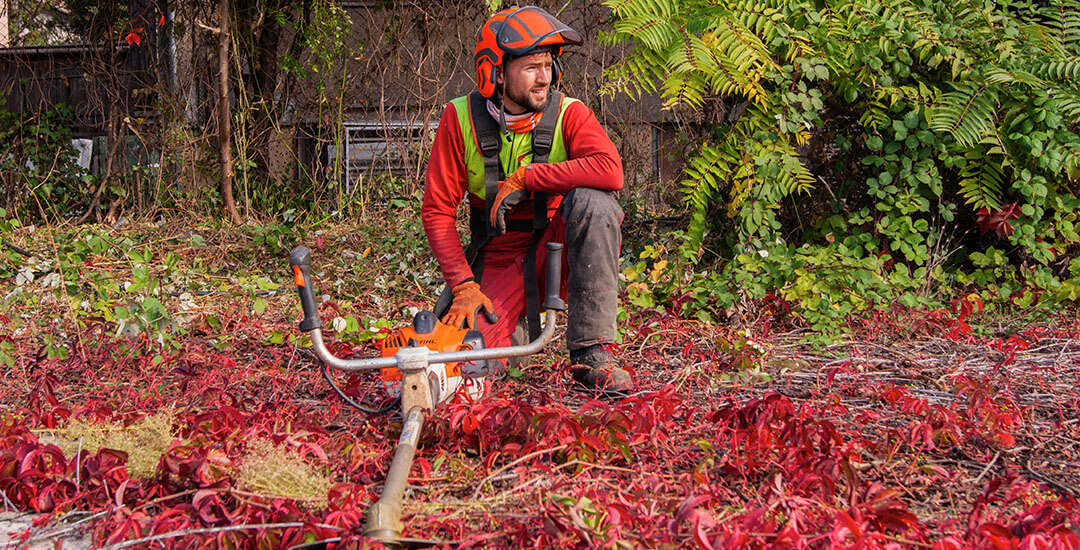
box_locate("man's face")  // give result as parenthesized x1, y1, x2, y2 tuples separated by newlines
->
(498, 51, 553, 114)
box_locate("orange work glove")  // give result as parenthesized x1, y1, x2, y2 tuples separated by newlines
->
(441, 281, 498, 329)
(489, 166, 529, 235)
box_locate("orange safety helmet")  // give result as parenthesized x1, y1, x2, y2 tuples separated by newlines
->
(474, 6, 583, 100)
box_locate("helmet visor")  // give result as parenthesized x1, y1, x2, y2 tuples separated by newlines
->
(495, 6, 582, 57)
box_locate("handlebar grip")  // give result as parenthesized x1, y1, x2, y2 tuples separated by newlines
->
(289, 246, 324, 331)
(543, 242, 566, 311)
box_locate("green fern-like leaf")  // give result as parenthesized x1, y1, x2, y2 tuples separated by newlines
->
(598, 48, 666, 98)
(604, 0, 778, 109)
(984, 68, 1044, 87)
(1048, 88, 1080, 123)
(606, 0, 675, 19)
(661, 73, 708, 109)
(958, 149, 1006, 210)
(1064, 144, 1080, 180)
(681, 141, 737, 253)
(1031, 60, 1080, 81)
(1020, 23, 1068, 58)
(727, 0, 780, 40)
(666, 32, 711, 74)
(929, 83, 999, 147)
(860, 108, 889, 130)
(613, 15, 680, 51)
(749, 142, 815, 202)
(1036, 0, 1080, 52)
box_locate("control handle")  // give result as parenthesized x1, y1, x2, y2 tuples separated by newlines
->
(289, 246, 324, 331)
(543, 242, 565, 311)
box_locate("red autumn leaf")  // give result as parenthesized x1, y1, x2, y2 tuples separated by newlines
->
(605, 503, 630, 526)
(462, 413, 478, 435)
(678, 494, 712, 521)
(192, 489, 232, 524)
(414, 456, 431, 478)
(976, 203, 1019, 239)
(693, 518, 715, 550)
(860, 482, 898, 507)
(932, 536, 969, 550)
(977, 523, 1019, 550)
(835, 510, 863, 541)
(30, 489, 54, 512)
(114, 478, 130, 507)
(994, 431, 1016, 448)
(304, 441, 328, 462)
(124, 27, 144, 46)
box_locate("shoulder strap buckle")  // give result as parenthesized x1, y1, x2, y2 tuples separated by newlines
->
(469, 91, 501, 157)
(530, 90, 562, 160)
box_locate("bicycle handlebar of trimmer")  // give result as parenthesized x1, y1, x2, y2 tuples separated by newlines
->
(289, 242, 565, 372)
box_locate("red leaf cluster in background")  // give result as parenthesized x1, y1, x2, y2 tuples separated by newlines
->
(123, 27, 144, 47)
(976, 203, 1020, 239)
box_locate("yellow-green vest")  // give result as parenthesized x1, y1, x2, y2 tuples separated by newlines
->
(450, 94, 578, 199)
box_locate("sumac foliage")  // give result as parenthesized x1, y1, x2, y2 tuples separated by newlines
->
(604, 0, 1080, 330)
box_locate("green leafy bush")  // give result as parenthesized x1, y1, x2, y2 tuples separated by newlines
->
(0, 104, 96, 219)
(604, 0, 1080, 329)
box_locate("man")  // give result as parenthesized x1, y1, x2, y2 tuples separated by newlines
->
(422, 6, 630, 395)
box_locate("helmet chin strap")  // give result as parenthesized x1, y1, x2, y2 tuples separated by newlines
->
(499, 88, 509, 134)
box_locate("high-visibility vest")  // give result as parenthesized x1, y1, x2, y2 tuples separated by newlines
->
(450, 91, 577, 202)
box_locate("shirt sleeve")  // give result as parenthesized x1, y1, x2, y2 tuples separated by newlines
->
(523, 100, 624, 195)
(421, 103, 474, 289)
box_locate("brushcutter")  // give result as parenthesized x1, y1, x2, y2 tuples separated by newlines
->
(287, 243, 565, 548)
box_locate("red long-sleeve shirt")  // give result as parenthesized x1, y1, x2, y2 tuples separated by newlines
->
(422, 99, 623, 288)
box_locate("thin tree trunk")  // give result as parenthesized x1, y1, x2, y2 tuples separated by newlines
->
(219, 0, 242, 225)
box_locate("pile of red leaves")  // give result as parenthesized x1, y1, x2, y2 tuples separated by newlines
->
(2, 298, 1080, 548)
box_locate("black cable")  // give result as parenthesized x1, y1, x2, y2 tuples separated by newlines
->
(320, 361, 399, 415)
(2, 238, 38, 259)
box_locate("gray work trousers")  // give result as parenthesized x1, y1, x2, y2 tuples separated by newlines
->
(559, 187, 623, 350)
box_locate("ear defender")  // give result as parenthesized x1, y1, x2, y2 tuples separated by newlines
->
(475, 56, 498, 99)
(552, 56, 563, 87)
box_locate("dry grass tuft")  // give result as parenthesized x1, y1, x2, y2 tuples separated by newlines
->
(237, 438, 332, 506)
(48, 410, 177, 479)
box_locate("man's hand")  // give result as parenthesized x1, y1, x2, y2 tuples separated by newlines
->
(442, 281, 498, 329)
(489, 166, 528, 235)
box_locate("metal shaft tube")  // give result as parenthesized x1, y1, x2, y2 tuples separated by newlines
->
(307, 310, 558, 373)
(364, 406, 425, 542)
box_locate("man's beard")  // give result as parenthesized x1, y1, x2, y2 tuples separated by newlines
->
(505, 85, 549, 113)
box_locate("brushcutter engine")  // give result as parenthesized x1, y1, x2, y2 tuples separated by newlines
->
(377, 311, 491, 405)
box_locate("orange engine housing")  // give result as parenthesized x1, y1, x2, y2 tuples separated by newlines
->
(376, 311, 488, 403)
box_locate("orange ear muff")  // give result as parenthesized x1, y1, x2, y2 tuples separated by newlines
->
(476, 58, 497, 99)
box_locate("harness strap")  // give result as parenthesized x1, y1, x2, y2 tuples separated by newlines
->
(469, 92, 504, 236)
(529, 90, 562, 236)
